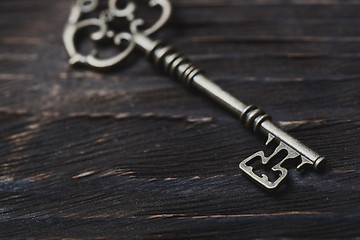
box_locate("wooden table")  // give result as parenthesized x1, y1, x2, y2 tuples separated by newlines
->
(1, 0, 359, 238)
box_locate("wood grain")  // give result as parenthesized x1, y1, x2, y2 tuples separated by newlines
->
(0, 0, 360, 238)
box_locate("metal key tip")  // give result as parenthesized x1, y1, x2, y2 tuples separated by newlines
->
(314, 156, 326, 170)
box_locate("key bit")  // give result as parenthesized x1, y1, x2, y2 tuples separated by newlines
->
(63, 0, 326, 190)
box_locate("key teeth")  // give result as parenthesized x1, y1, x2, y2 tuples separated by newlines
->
(261, 174, 269, 182)
(239, 149, 288, 190)
(266, 134, 275, 146)
(239, 139, 314, 190)
(296, 156, 313, 170)
(240, 135, 325, 190)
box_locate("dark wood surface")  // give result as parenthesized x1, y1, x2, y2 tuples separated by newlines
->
(1, 0, 360, 239)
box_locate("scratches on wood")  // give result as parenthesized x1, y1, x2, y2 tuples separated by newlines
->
(72, 171, 96, 179)
(67, 111, 213, 123)
(147, 211, 331, 219)
(0, 54, 38, 61)
(278, 120, 325, 128)
(190, 36, 360, 44)
(0, 74, 33, 81)
(0, 37, 43, 45)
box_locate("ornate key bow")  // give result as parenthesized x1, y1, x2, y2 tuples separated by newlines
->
(63, 0, 171, 68)
(63, 0, 326, 190)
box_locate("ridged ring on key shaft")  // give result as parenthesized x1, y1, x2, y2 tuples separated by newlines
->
(147, 42, 202, 86)
(240, 105, 271, 132)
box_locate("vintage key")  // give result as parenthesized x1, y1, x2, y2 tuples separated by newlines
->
(63, 0, 326, 190)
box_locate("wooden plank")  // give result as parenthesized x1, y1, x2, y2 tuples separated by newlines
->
(0, 0, 359, 238)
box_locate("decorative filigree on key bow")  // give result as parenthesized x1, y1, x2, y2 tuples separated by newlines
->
(63, 0, 172, 68)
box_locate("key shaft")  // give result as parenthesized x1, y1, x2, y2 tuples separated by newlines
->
(133, 33, 325, 189)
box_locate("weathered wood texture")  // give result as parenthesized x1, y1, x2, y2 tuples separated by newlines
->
(1, 0, 360, 239)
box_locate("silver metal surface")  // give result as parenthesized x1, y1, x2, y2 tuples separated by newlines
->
(63, 0, 172, 68)
(63, 0, 326, 190)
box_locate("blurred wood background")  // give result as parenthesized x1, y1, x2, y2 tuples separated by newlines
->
(0, 0, 360, 238)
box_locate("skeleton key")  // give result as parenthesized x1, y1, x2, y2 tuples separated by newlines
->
(63, 0, 326, 190)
